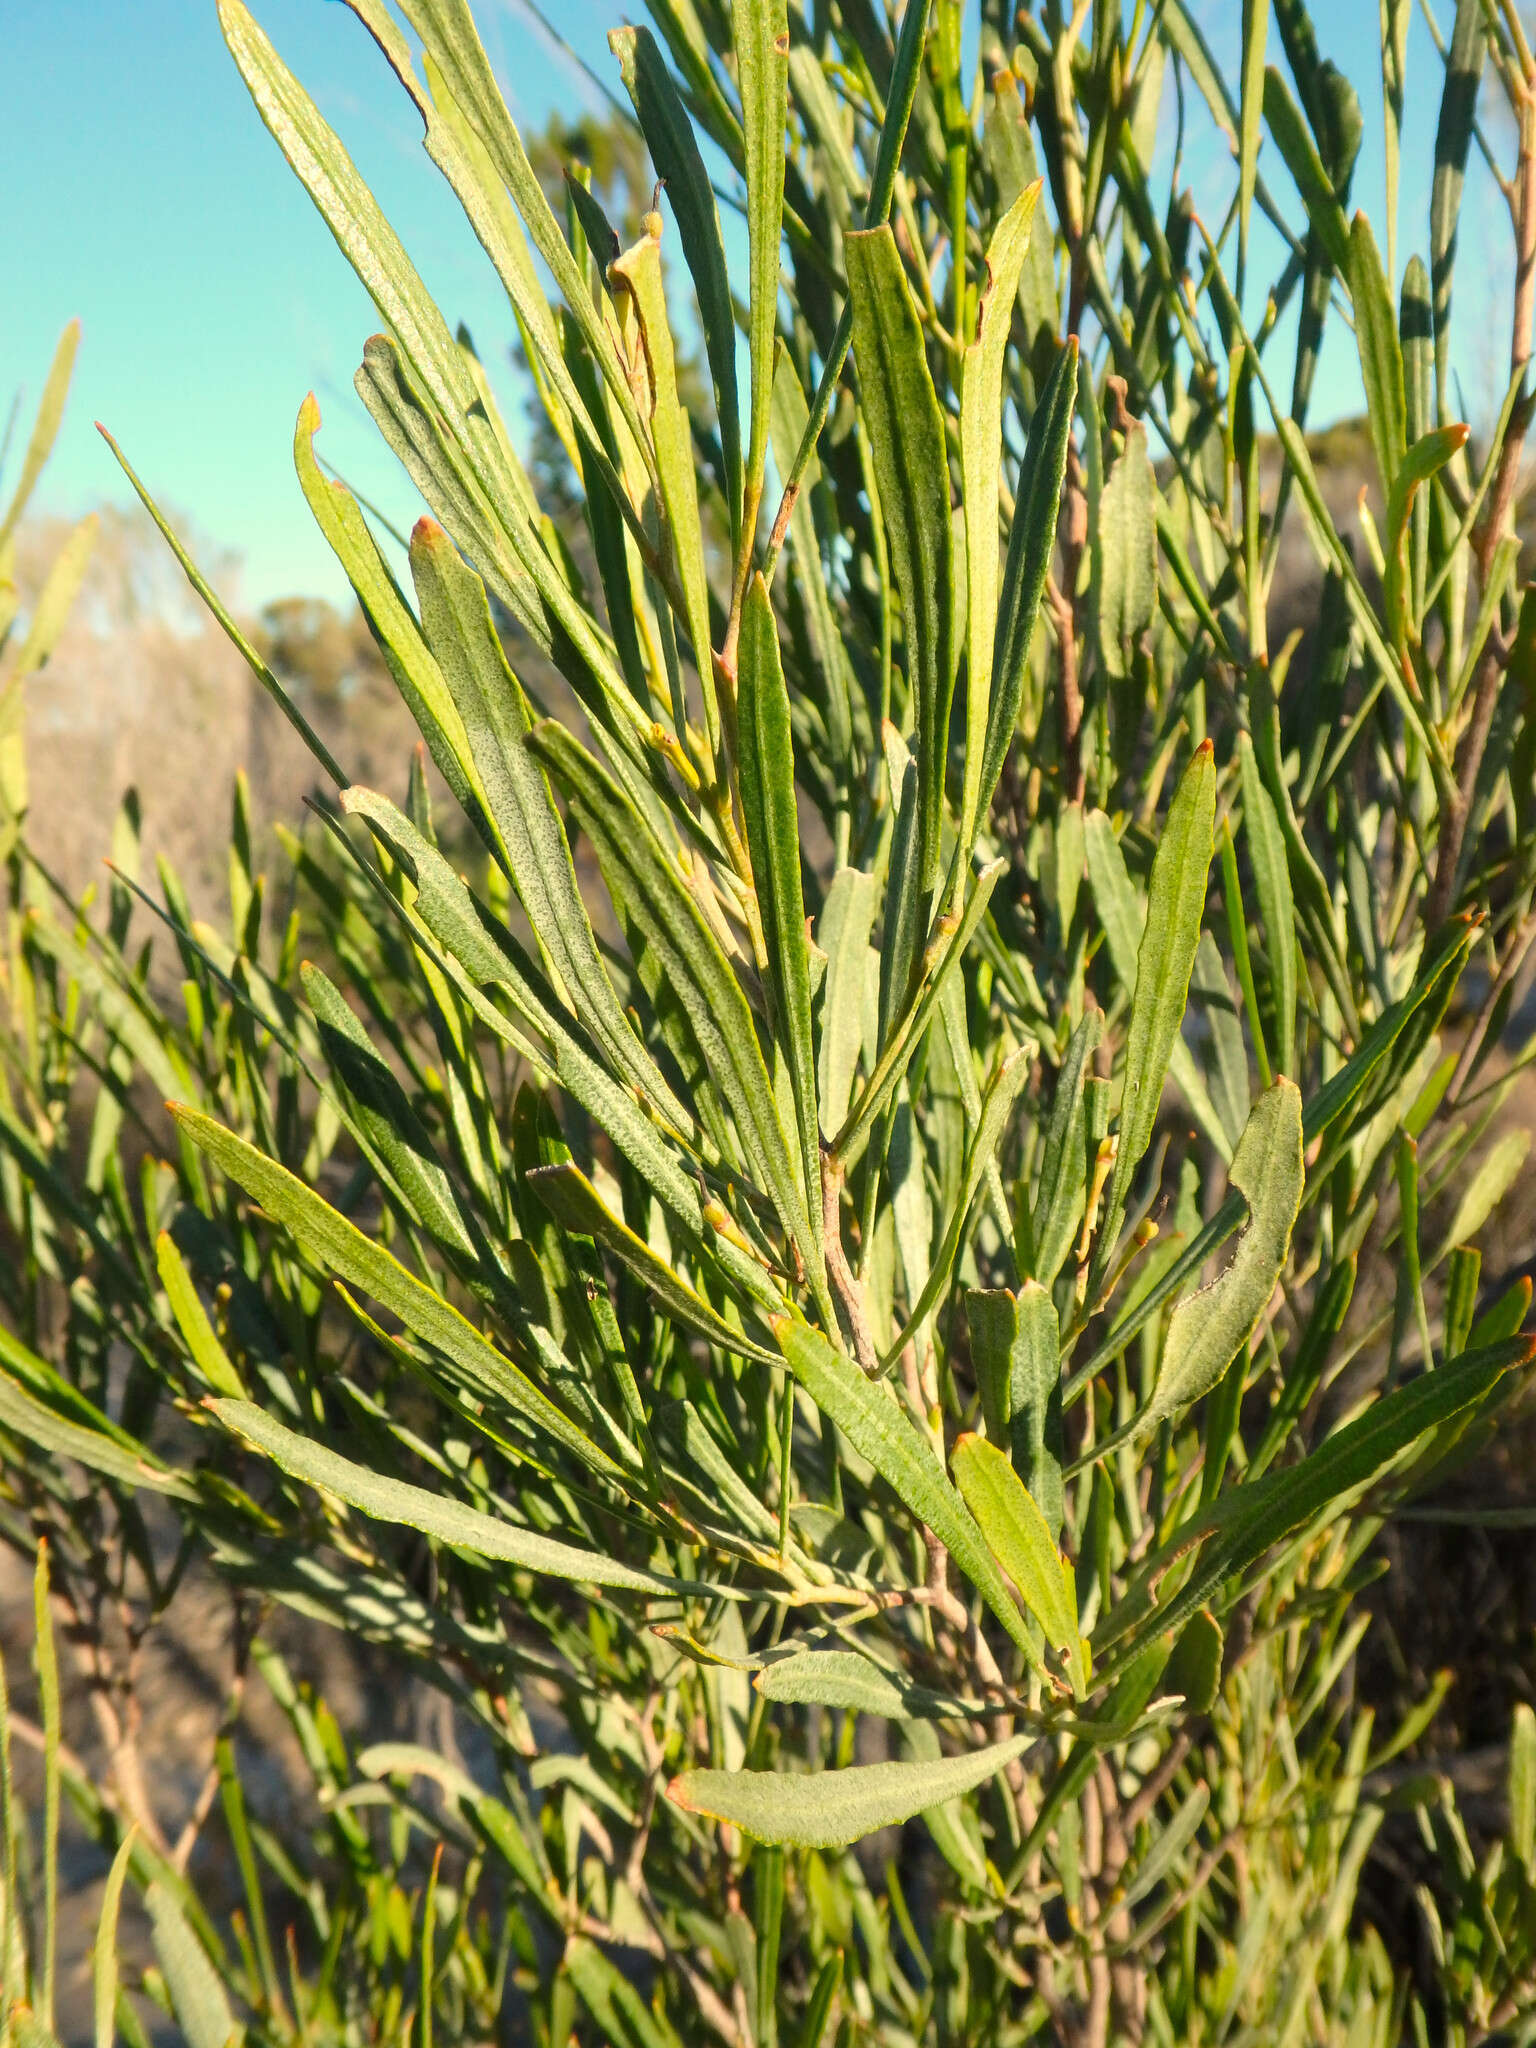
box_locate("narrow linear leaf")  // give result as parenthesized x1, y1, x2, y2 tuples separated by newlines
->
(968, 1281, 1063, 1539)
(959, 181, 1042, 851)
(212, 1399, 684, 1593)
(1144, 1078, 1303, 1432)
(846, 226, 955, 892)
(952, 1434, 1088, 1697)
(92, 1830, 136, 2048)
(773, 1313, 1041, 1671)
(173, 1104, 621, 1477)
(529, 723, 816, 1279)
(612, 25, 741, 537)
(739, 574, 819, 1248)
(527, 1161, 779, 1366)
(1098, 743, 1217, 1275)
(157, 1234, 246, 1399)
(733, 0, 789, 540)
(1100, 1336, 1535, 1665)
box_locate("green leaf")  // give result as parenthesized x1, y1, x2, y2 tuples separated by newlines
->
(835, 859, 1006, 1167)
(773, 1313, 1041, 1670)
(611, 24, 741, 541)
(526, 1161, 779, 1365)
(959, 181, 1042, 853)
(157, 1234, 246, 1399)
(173, 1104, 622, 1478)
(739, 575, 819, 1249)
(1095, 421, 1157, 681)
(817, 867, 878, 1141)
(754, 1651, 979, 1721)
(1096, 742, 1217, 1281)
(610, 221, 718, 748)
(1099, 1336, 1535, 1667)
(292, 395, 482, 827)
(1120, 1782, 1210, 1913)
(1164, 1609, 1223, 1714)
(0, 321, 79, 546)
(0, 1346, 198, 1505)
(1237, 734, 1297, 1079)
(1383, 423, 1467, 649)
(302, 960, 479, 1260)
(1084, 805, 1231, 1164)
(1511, 1701, 1536, 1877)
(1029, 1011, 1101, 1289)
(952, 1434, 1088, 1698)
(668, 1733, 1029, 1849)
(1347, 210, 1406, 496)
(733, 0, 788, 543)
(1429, 0, 1488, 401)
(387, 0, 652, 458)
(967, 1281, 1064, 1539)
(1144, 1079, 1303, 1432)
(882, 1045, 1030, 1369)
(1238, 0, 1270, 284)
(408, 517, 688, 1135)
(1262, 65, 1349, 270)
(212, 1399, 684, 1594)
(846, 225, 956, 893)
(1434, 1129, 1531, 1268)
(338, 786, 711, 1247)
(529, 723, 818, 1282)
(145, 1884, 236, 2048)
(979, 338, 1079, 827)
(93, 1831, 136, 2048)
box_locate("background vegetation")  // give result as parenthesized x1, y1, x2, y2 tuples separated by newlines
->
(3, 0, 1536, 2043)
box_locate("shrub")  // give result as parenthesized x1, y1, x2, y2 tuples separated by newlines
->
(5, 1, 1536, 2042)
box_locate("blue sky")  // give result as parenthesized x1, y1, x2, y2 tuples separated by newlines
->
(4, 1, 1512, 613)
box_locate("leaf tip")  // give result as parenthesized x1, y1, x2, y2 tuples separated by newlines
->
(664, 1772, 698, 1814)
